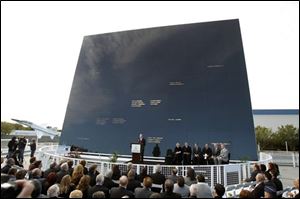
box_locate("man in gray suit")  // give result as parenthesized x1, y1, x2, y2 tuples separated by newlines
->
(215, 144, 229, 164)
(134, 176, 153, 198)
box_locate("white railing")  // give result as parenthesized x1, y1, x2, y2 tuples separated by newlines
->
(37, 145, 273, 188)
(262, 150, 299, 167)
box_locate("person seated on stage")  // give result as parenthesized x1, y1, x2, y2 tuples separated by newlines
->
(192, 143, 204, 165)
(202, 144, 213, 165)
(173, 143, 182, 165)
(182, 142, 192, 165)
(212, 143, 221, 164)
(214, 144, 229, 165)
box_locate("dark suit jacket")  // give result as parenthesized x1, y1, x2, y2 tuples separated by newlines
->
(134, 187, 153, 198)
(150, 172, 166, 192)
(160, 192, 182, 198)
(110, 186, 134, 198)
(138, 138, 146, 151)
(88, 184, 109, 198)
(103, 177, 119, 189)
(56, 170, 69, 183)
(202, 147, 212, 158)
(127, 179, 142, 192)
(251, 182, 265, 198)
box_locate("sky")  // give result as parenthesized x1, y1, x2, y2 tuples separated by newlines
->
(1, 1, 299, 129)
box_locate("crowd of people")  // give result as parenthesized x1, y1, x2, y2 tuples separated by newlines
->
(1, 137, 298, 198)
(2, 151, 299, 198)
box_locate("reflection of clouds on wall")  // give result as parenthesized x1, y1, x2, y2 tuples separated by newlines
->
(65, 21, 245, 127)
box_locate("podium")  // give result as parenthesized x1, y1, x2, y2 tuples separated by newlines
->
(131, 143, 141, 164)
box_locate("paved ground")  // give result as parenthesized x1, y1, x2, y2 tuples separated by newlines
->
(279, 165, 299, 188)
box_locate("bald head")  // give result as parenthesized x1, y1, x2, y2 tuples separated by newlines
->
(256, 173, 265, 183)
(119, 176, 128, 187)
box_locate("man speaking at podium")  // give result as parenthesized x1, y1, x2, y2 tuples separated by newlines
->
(138, 133, 146, 162)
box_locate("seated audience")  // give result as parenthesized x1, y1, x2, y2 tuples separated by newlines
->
(43, 162, 57, 179)
(127, 169, 142, 192)
(214, 183, 225, 198)
(76, 175, 91, 198)
(47, 184, 60, 198)
(138, 166, 150, 182)
(42, 172, 58, 195)
(150, 165, 166, 193)
(110, 175, 134, 198)
(251, 173, 265, 198)
(150, 192, 163, 198)
(174, 176, 190, 198)
(189, 184, 198, 198)
(239, 189, 252, 198)
(184, 167, 197, 186)
(167, 168, 178, 183)
(160, 179, 181, 198)
(79, 160, 88, 175)
(88, 174, 109, 198)
(59, 175, 75, 198)
(1, 158, 15, 174)
(270, 169, 283, 191)
(287, 178, 299, 198)
(245, 163, 260, 182)
(195, 174, 213, 198)
(112, 165, 121, 181)
(103, 170, 119, 189)
(88, 164, 99, 186)
(135, 176, 154, 198)
(69, 190, 83, 198)
(57, 162, 69, 183)
(71, 164, 84, 186)
(260, 164, 267, 173)
(264, 185, 277, 198)
(92, 191, 106, 198)
(15, 169, 27, 180)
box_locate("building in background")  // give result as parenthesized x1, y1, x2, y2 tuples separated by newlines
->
(253, 109, 299, 130)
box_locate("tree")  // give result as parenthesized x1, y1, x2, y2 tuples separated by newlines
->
(255, 125, 299, 151)
(1, 121, 33, 135)
(255, 125, 273, 150)
(273, 125, 299, 151)
(1, 122, 15, 135)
